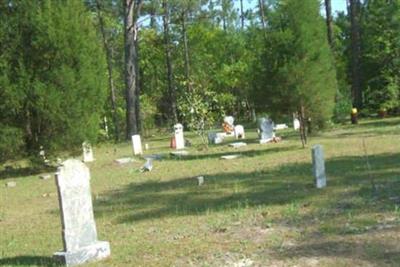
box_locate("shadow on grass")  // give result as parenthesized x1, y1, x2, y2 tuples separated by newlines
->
(95, 152, 400, 225)
(357, 117, 400, 129)
(276, 239, 400, 266)
(0, 165, 55, 180)
(0, 256, 59, 266)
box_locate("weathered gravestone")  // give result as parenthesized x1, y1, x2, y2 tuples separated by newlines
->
(82, 142, 94, 163)
(53, 159, 110, 266)
(208, 132, 224, 144)
(174, 123, 185, 150)
(258, 118, 275, 144)
(131, 134, 143, 155)
(311, 145, 327, 188)
(234, 125, 245, 139)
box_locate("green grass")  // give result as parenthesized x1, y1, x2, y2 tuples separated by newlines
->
(1, 118, 400, 266)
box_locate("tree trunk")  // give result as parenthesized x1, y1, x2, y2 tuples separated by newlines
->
(240, 0, 244, 29)
(124, 0, 142, 139)
(324, 0, 334, 49)
(182, 10, 191, 91)
(349, 0, 362, 109)
(258, 0, 266, 30)
(95, 0, 119, 141)
(163, 0, 178, 123)
(298, 105, 307, 148)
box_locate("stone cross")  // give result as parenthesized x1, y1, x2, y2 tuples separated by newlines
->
(311, 145, 327, 188)
(234, 125, 245, 139)
(258, 118, 275, 144)
(131, 134, 143, 155)
(53, 159, 110, 266)
(174, 123, 185, 150)
(82, 142, 94, 163)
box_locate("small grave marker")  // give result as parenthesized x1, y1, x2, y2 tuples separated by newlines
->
(312, 145, 327, 188)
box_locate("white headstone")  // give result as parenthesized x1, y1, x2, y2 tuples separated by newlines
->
(131, 135, 143, 155)
(174, 123, 185, 150)
(274, 124, 288, 130)
(258, 118, 275, 143)
(234, 125, 245, 139)
(293, 118, 300, 131)
(223, 116, 235, 127)
(53, 159, 110, 266)
(82, 142, 94, 163)
(312, 145, 327, 188)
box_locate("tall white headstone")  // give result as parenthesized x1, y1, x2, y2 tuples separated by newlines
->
(293, 118, 300, 131)
(53, 159, 110, 266)
(312, 145, 327, 188)
(174, 123, 185, 150)
(82, 142, 94, 163)
(131, 135, 143, 155)
(234, 125, 245, 139)
(258, 118, 275, 144)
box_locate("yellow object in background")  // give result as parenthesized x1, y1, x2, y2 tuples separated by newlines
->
(351, 108, 358, 114)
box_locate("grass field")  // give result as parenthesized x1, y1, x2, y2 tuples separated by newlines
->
(1, 118, 400, 267)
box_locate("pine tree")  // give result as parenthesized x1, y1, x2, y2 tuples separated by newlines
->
(0, 0, 107, 159)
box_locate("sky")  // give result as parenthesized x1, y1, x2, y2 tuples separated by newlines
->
(237, 0, 348, 15)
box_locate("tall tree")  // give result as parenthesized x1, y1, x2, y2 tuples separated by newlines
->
(95, 0, 119, 141)
(324, 0, 334, 49)
(162, 0, 178, 123)
(349, 0, 362, 108)
(124, 0, 143, 138)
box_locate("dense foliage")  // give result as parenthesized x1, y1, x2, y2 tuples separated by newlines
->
(0, 0, 106, 160)
(0, 0, 399, 160)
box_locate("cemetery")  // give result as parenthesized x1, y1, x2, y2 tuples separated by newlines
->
(1, 117, 400, 266)
(1, 0, 400, 266)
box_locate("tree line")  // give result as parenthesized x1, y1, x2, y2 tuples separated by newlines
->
(0, 0, 399, 161)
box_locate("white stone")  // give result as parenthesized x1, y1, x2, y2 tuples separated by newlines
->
(114, 157, 134, 164)
(82, 142, 94, 163)
(174, 123, 185, 150)
(229, 142, 247, 148)
(144, 143, 149, 150)
(170, 151, 189, 157)
(274, 123, 288, 130)
(5, 181, 16, 187)
(40, 174, 51, 180)
(293, 118, 300, 130)
(197, 176, 204, 186)
(234, 125, 245, 139)
(312, 145, 327, 188)
(221, 154, 241, 160)
(131, 135, 143, 155)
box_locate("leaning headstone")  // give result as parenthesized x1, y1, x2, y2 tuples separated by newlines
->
(53, 159, 110, 266)
(131, 135, 143, 155)
(82, 142, 94, 163)
(258, 118, 275, 144)
(174, 123, 185, 150)
(208, 132, 224, 144)
(312, 145, 327, 188)
(234, 125, 245, 139)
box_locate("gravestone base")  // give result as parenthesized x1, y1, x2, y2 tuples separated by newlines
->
(54, 241, 110, 267)
(316, 177, 326, 189)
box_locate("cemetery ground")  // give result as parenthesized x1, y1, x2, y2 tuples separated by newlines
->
(1, 118, 400, 267)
